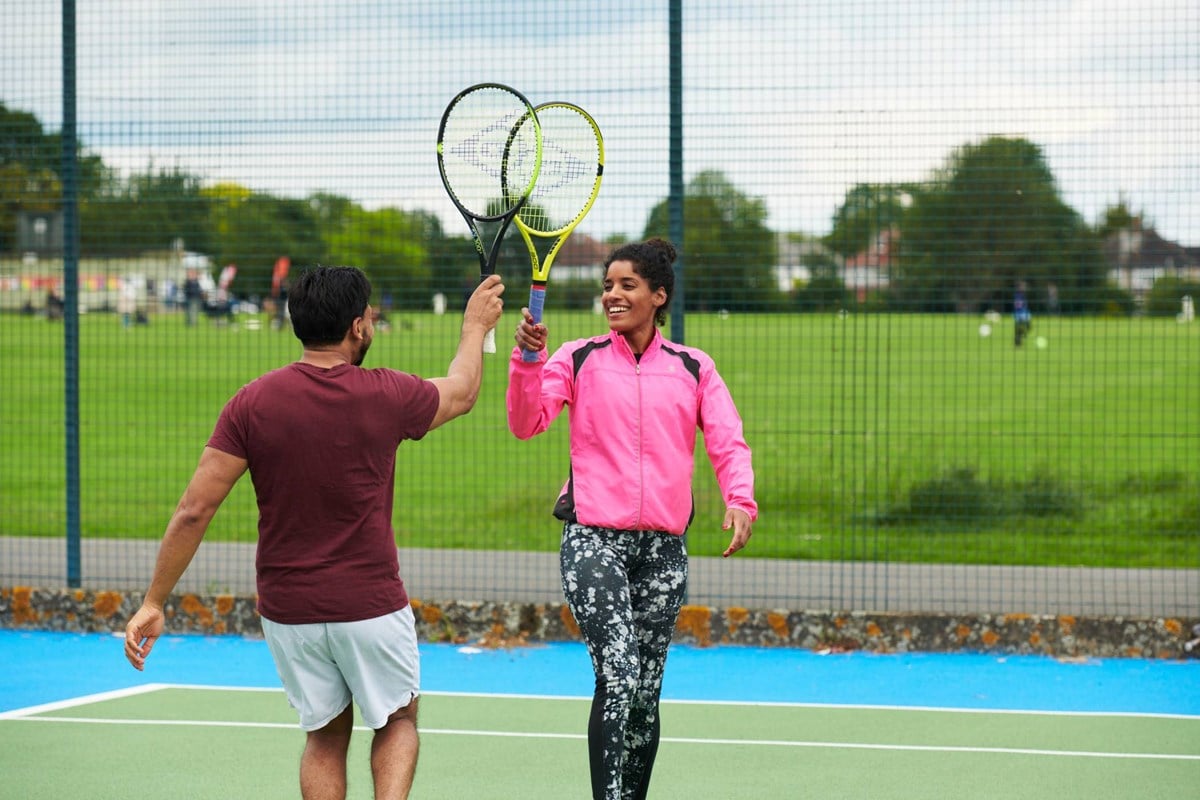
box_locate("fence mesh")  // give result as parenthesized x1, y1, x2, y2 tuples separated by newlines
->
(1, 1, 1197, 616)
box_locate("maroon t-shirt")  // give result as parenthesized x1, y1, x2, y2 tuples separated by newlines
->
(207, 362, 440, 624)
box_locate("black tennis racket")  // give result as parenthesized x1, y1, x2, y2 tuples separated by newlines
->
(437, 83, 542, 352)
(505, 102, 604, 362)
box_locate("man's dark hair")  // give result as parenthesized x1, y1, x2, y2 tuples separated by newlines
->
(288, 266, 372, 346)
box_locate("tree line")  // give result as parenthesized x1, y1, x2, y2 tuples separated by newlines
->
(1, 101, 1175, 315)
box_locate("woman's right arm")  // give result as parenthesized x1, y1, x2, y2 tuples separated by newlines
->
(506, 316, 572, 439)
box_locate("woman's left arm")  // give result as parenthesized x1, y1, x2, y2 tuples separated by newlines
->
(697, 363, 758, 553)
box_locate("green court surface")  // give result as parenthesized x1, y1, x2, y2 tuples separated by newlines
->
(4, 684, 1198, 799)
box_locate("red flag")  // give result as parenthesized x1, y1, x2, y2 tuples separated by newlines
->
(272, 256, 291, 296)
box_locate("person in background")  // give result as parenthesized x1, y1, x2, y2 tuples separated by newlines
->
(124, 266, 506, 800)
(45, 287, 64, 320)
(117, 278, 137, 330)
(506, 238, 757, 800)
(274, 280, 290, 330)
(183, 270, 204, 327)
(1014, 280, 1032, 347)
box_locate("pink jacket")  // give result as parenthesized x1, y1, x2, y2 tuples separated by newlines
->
(507, 329, 757, 535)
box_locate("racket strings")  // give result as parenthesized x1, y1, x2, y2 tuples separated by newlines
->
(441, 96, 539, 218)
(520, 119, 601, 234)
(446, 121, 517, 174)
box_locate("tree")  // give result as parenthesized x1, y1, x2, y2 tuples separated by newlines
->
(425, 197, 543, 311)
(1, 105, 62, 251)
(895, 136, 1106, 314)
(325, 205, 431, 309)
(208, 192, 324, 297)
(1, 103, 108, 252)
(642, 170, 776, 312)
(416, 211, 478, 308)
(0, 103, 60, 173)
(1145, 275, 1200, 318)
(0, 162, 61, 249)
(792, 247, 848, 312)
(825, 183, 916, 258)
(1094, 199, 1140, 240)
(80, 166, 214, 256)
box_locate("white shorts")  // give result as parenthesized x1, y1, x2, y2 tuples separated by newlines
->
(261, 605, 420, 731)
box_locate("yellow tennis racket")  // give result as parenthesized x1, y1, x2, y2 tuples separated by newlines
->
(505, 102, 604, 362)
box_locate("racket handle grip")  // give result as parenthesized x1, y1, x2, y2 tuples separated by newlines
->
(478, 272, 498, 354)
(521, 285, 546, 363)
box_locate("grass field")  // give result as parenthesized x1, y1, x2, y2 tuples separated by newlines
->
(1, 308, 1197, 568)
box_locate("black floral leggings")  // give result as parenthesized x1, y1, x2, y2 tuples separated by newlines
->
(560, 522, 689, 800)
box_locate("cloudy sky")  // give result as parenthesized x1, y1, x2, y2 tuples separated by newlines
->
(4, 0, 1197, 245)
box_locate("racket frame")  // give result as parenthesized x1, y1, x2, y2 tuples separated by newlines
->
(507, 101, 604, 362)
(436, 83, 543, 352)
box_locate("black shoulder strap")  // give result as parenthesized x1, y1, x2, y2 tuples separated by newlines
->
(571, 338, 611, 378)
(659, 343, 702, 383)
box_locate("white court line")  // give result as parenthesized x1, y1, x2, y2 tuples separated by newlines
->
(0, 683, 283, 720)
(0, 683, 168, 719)
(165, 689, 1200, 722)
(424, 690, 1200, 721)
(6, 715, 1200, 761)
(659, 697, 1200, 721)
(6, 684, 1199, 721)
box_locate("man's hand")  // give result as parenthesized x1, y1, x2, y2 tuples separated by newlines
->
(463, 274, 505, 337)
(124, 603, 165, 671)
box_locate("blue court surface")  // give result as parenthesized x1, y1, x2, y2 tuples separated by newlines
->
(3, 629, 1198, 717)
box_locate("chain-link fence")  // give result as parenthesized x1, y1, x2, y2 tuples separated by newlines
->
(1, 1, 1197, 616)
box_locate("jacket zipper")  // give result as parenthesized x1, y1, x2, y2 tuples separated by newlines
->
(634, 360, 643, 528)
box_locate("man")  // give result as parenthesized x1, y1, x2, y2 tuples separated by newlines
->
(124, 266, 505, 800)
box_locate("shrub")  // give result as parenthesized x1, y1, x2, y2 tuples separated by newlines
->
(1145, 276, 1200, 318)
(1015, 474, 1082, 518)
(902, 468, 1005, 526)
(881, 469, 1084, 526)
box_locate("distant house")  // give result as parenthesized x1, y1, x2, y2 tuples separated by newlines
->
(546, 232, 608, 282)
(773, 233, 828, 292)
(15, 211, 64, 255)
(1103, 222, 1200, 298)
(842, 227, 896, 302)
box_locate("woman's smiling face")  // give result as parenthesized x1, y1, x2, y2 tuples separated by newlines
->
(602, 259, 666, 346)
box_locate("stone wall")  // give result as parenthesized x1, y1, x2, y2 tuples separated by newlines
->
(2, 586, 1197, 659)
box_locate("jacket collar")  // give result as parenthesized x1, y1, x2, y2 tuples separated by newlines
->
(609, 327, 663, 363)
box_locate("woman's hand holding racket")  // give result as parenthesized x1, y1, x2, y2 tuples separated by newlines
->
(513, 306, 548, 356)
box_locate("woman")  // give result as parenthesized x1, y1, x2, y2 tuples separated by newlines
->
(507, 238, 757, 800)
